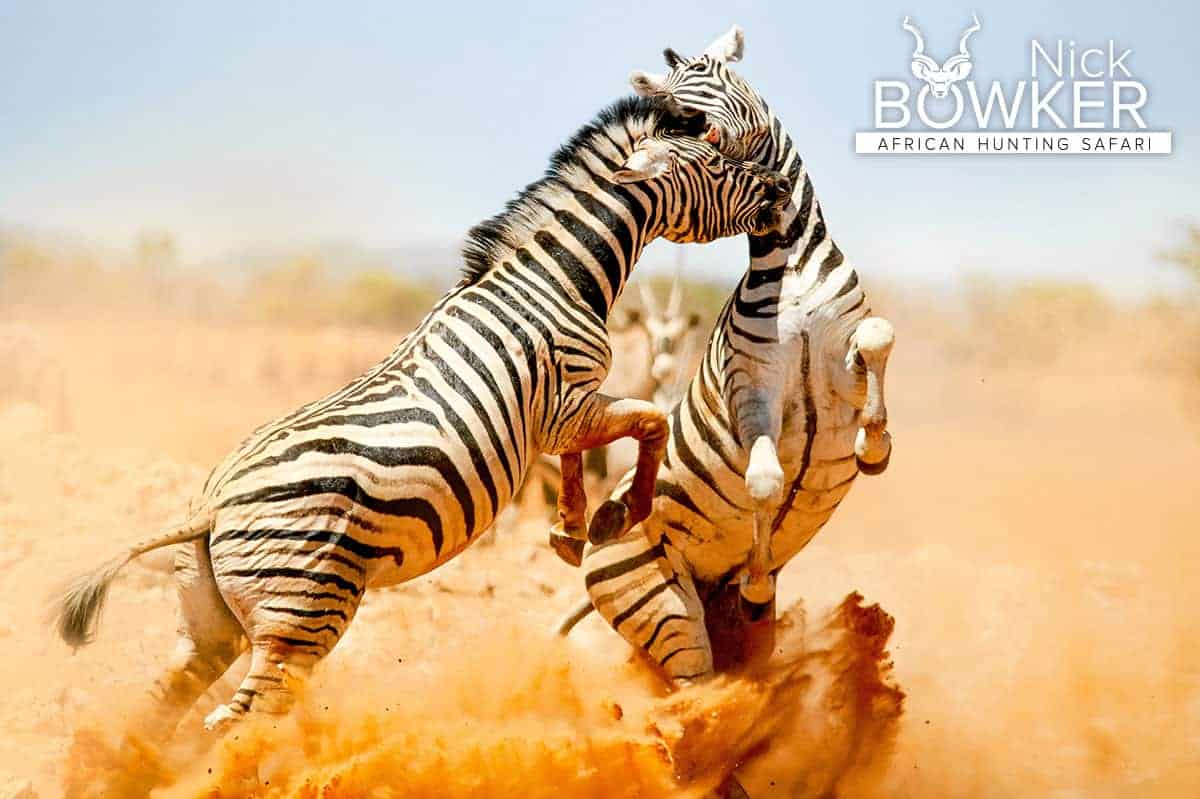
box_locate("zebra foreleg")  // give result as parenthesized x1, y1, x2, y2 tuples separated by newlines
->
(554, 393, 668, 545)
(843, 317, 894, 475)
(737, 393, 785, 607)
(548, 451, 587, 566)
(738, 504, 777, 608)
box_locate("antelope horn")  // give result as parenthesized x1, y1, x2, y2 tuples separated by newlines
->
(958, 14, 981, 57)
(666, 272, 682, 318)
(639, 281, 660, 318)
(901, 16, 926, 58)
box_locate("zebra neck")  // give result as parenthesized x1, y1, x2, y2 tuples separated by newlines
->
(752, 111, 804, 185)
(739, 123, 860, 316)
(744, 114, 833, 274)
(489, 186, 656, 321)
(747, 167, 837, 273)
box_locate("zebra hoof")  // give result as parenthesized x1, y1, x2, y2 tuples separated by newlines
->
(739, 593, 773, 623)
(588, 500, 629, 545)
(739, 572, 776, 606)
(855, 428, 891, 475)
(203, 704, 240, 733)
(856, 442, 891, 475)
(549, 532, 585, 567)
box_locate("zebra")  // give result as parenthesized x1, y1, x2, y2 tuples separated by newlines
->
(559, 28, 896, 687)
(51, 93, 792, 737)
(520, 272, 701, 532)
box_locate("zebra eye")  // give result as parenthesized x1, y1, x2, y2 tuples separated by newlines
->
(688, 62, 708, 73)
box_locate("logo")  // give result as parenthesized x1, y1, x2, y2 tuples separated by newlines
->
(902, 14, 980, 99)
(855, 14, 1172, 155)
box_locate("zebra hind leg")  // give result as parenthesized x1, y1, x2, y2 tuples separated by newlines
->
(203, 643, 309, 731)
(583, 534, 712, 684)
(203, 592, 359, 731)
(137, 538, 247, 742)
(703, 580, 777, 674)
(584, 539, 757, 797)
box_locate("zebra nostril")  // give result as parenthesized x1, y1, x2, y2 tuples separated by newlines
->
(761, 174, 790, 204)
(772, 176, 792, 202)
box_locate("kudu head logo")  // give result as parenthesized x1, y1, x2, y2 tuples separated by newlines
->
(902, 14, 981, 98)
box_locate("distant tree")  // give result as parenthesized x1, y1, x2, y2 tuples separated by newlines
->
(1160, 223, 1200, 421)
(246, 255, 333, 324)
(0, 235, 54, 307)
(136, 230, 178, 303)
(1159, 222, 1200, 288)
(337, 270, 438, 329)
(953, 274, 1113, 367)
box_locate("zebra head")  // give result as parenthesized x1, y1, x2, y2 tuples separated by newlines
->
(628, 25, 771, 162)
(611, 131, 789, 242)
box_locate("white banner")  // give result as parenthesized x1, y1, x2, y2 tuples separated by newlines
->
(855, 131, 1173, 154)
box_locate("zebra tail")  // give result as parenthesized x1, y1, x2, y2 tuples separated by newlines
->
(52, 511, 213, 648)
(556, 596, 596, 637)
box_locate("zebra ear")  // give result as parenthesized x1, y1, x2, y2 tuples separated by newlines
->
(612, 139, 674, 184)
(663, 48, 685, 69)
(702, 25, 745, 63)
(630, 70, 667, 97)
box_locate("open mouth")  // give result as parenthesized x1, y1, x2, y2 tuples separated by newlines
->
(755, 203, 781, 232)
(664, 105, 710, 138)
(661, 100, 736, 156)
(674, 106, 723, 148)
(754, 172, 791, 231)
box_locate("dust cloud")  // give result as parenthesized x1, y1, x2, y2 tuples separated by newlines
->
(83, 596, 896, 799)
(1, 274, 1199, 796)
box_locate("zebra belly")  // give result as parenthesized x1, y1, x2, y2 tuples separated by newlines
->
(206, 424, 522, 621)
(209, 495, 459, 608)
(662, 418, 860, 583)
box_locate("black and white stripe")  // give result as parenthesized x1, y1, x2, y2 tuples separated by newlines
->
(576, 40, 893, 684)
(516, 278, 703, 520)
(53, 94, 789, 732)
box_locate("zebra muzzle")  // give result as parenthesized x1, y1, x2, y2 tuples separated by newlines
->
(752, 169, 791, 232)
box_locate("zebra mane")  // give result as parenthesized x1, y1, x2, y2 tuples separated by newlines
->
(460, 95, 682, 285)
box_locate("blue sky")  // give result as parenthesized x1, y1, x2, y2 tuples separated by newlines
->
(2, 1, 1197, 295)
